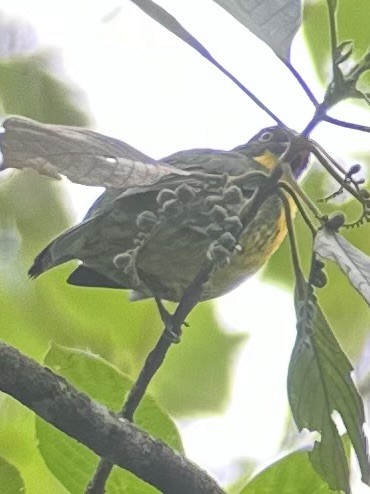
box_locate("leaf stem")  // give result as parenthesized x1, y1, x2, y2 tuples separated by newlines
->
(324, 116, 370, 133)
(282, 60, 319, 107)
(326, 0, 340, 79)
(130, 0, 285, 126)
(279, 190, 305, 299)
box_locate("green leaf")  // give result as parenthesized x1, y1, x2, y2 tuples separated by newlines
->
(0, 457, 24, 494)
(237, 450, 335, 494)
(0, 54, 88, 126)
(36, 343, 183, 494)
(32, 266, 243, 416)
(212, 0, 302, 60)
(288, 284, 370, 492)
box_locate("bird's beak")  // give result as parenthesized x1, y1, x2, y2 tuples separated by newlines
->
(284, 134, 311, 178)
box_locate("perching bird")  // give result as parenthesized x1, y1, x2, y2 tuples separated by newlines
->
(3, 121, 308, 302)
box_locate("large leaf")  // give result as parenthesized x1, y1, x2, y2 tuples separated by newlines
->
(0, 457, 24, 494)
(238, 450, 334, 494)
(0, 116, 191, 188)
(314, 227, 370, 306)
(36, 344, 183, 494)
(213, 0, 302, 60)
(288, 283, 370, 492)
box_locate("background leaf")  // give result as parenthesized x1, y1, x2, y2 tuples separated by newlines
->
(303, 0, 370, 82)
(36, 343, 183, 494)
(0, 14, 92, 493)
(0, 54, 88, 125)
(151, 302, 245, 416)
(0, 457, 24, 494)
(212, 0, 302, 60)
(237, 450, 334, 494)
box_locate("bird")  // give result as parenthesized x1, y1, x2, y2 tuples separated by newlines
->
(26, 125, 309, 302)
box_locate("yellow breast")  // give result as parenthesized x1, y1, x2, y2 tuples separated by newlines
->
(204, 190, 296, 299)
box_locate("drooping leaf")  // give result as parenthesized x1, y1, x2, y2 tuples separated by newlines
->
(0, 116, 190, 188)
(36, 344, 183, 494)
(288, 283, 370, 493)
(212, 0, 302, 61)
(238, 450, 335, 494)
(314, 227, 370, 306)
(0, 457, 24, 494)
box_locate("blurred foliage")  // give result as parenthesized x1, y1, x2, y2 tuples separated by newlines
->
(0, 55, 88, 125)
(0, 457, 24, 494)
(0, 9, 243, 494)
(303, 0, 370, 82)
(237, 450, 335, 494)
(0, 1, 369, 494)
(36, 344, 182, 494)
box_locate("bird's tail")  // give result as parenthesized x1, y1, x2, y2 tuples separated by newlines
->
(28, 224, 83, 278)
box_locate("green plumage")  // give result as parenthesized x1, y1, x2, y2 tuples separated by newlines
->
(29, 126, 297, 301)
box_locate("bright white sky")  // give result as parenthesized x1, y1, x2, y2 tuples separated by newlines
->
(3, 0, 370, 491)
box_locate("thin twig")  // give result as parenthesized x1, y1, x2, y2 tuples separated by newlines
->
(278, 181, 317, 235)
(302, 110, 326, 136)
(280, 162, 323, 221)
(310, 147, 363, 203)
(86, 261, 214, 493)
(282, 60, 319, 107)
(324, 116, 370, 133)
(279, 190, 305, 299)
(326, 0, 340, 79)
(130, 0, 285, 126)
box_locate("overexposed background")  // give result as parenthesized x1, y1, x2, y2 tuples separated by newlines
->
(2, 0, 370, 491)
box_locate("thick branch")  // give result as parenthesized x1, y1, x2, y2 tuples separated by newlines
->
(0, 342, 225, 494)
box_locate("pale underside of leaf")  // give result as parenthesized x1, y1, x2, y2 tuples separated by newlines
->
(314, 228, 370, 306)
(0, 116, 190, 188)
(213, 0, 302, 60)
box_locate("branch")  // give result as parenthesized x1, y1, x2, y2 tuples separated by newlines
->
(130, 0, 285, 126)
(0, 342, 225, 494)
(87, 261, 214, 492)
(324, 115, 370, 133)
(281, 60, 319, 107)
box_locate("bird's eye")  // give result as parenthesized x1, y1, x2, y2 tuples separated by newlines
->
(258, 131, 273, 143)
